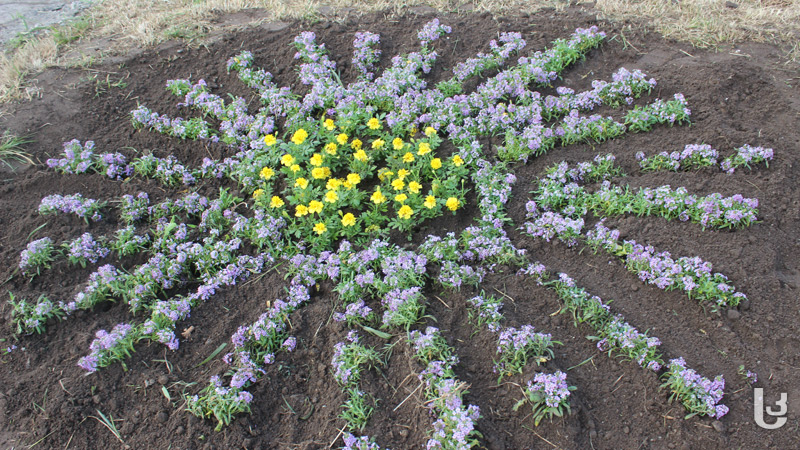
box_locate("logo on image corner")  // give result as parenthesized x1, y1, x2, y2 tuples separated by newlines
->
(754, 388, 788, 429)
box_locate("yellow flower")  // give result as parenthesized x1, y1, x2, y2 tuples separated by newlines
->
(324, 190, 339, 203)
(371, 188, 386, 204)
(308, 200, 323, 214)
(324, 142, 338, 155)
(424, 126, 436, 137)
(353, 149, 369, 162)
(395, 193, 408, 202)
(346, 173, 361, 185)
(402, 152, 415, 163)
(311, 167, 331, 179)
(341, 213, 356, 227)
(326, 178, 342, 191)
(431, 158, 442, 170)
(281, 154, 296, 166)
(398, 204, 413, 220)
(270, 196, 285, 208)
(372, 138, 385, 149)
(409, 126, 418, 136)
(424, 195, 436, 209)
(291, 128, 308, 145)
(337, 133, 349, 145)
(290, 164, 301, 173)
(313, 222, 327, 235)
(253, 189, 265, 199)
(310, 153, 324, 167)
(264, 134, 277, 146)
(452, 155, 464, 167)
(391, 179, 405, 191)
(295, 204, 309, 217)
(417, 142, 431, 155)
(295, 177, 309, 189)
(343, 180, 353, 190)
(408, 181, 422, 194)
(446, 197, 460, 211)
(368, 117, 381, 130)
(392, 137, 404, 150)
(396, 169, 409, 180)
(259, 167, 274, 180)
(378, 169, 393, 181)
(324, 118, 335, 131)
(351, 139, 363, 151)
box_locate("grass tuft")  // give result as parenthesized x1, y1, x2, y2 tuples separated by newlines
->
(0, 130, 33, 169)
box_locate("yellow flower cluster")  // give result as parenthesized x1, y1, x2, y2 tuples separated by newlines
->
(251, 116, 463, 243)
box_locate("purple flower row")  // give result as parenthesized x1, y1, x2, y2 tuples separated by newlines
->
(637, 143, 719, 172)
(586, 221, 746, 310)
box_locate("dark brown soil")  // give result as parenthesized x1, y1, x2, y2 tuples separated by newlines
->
(2, 6, 800, 450)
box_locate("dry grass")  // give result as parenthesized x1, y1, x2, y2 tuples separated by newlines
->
(1, 0, 798, 102)
(597, 0, 800, 48)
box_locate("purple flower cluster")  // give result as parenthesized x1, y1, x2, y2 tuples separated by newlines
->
(39, 193, 103, 222)
(342, 434, 383, 450)
(66, 232, 110, 267)
(77, 323, 137, 373)
(19, 237, 56, 276)
(334, 299, 374, 325)
(495, 325, 556, 378)
(527, 371, 572, 408)
(66, 264, 121, 312)
(331, 331, 380, 386)
(720, 144, 774, 174)
(46, 139, 94, 174)
(516, 261, 548, 285)
(452, 32, 526, 81)
(557, 110, 625, 145)
(352, 31, 381, 80)
(465, 294, 504, 332)
(131, 105, 211, 140)
(381, 287, 425, 329)
(596, 316, 663, 372)
(637, 143, 719, 172)
(663, 357, 728, 419)
(119, 192, 150, 223)
(625, 93, 691, 132)
(417, 18, 451, 47)
(133, 153, 197, 186)
(523, 211, 584, 247)
(8, 293, 65, 335)
(97, 151, 133, 180)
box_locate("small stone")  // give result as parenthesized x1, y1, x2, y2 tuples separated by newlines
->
(725, 2, 738, 8)
(398, 428, 409, 439)
(712, 420, 725, 432)
(157, 374, 169, 385)
(156, 411, 169, 423)
(589, 430, 598, 439)
(727, 309, 741, 320)
(740, 299, 751, 311)
(92, 395, 101, 404)
(631, 284, 639, 292)
(175, 426, 185, 435)
(623, 425, 630, 434)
